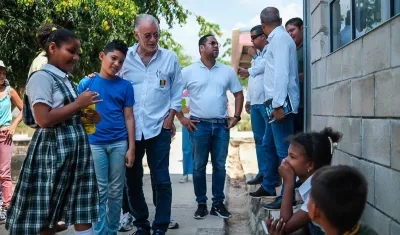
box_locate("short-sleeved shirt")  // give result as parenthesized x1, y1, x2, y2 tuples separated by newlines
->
(182, 61, 243, 119)
(78, 74, 135, 145)
(26, 64, 76, 122)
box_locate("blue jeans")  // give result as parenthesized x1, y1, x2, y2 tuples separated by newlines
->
(91, 140, 128, 235)
(250, 104, 268, 176)
(190, 121, 230, 206)
(261, 114, 294, 193)
(126, 128, 172, 232)
(182, 127, 194, 175)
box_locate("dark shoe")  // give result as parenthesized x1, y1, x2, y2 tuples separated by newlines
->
(249, 187, 277, 198)
(152, 230, 165, 235)
(194, 204, 209, 219)
(132, 227, 151, 235)
(168, 219, 179, 229)
(263, 196, 299, 210)
(210, 203, 232, 219)
(247, 175, 263, 185)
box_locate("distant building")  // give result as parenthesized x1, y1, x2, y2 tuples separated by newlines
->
(230, 28, 253, 73)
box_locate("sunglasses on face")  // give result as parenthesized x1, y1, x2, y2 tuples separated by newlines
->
(251, 33, 264, 41)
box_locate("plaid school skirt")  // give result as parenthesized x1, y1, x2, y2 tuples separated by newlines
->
(5, 124, 99, 234)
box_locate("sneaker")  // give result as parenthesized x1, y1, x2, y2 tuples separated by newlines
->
(263, 196, 299, 210)
(194, 204, 208, 219)
(249, 187, 277, 199)
(133, 227, 151, 235)
(118, 212, 134, 232)
(210, 203, 232, 219)
(0, 208, 6, 225)
(168, 219, 179, 229)
(246, 175, 263, 185)
(179, 175, 188, 183)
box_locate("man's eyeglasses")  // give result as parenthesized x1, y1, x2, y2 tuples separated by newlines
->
(251, 33, 264, 41)
(141, 32, 160, 40)
(201, 41, 221, 48)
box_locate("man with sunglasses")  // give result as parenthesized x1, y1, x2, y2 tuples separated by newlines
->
(177, 34, 244, 220)
(238, 25, 269, 186)
(118, 14, 184, 235)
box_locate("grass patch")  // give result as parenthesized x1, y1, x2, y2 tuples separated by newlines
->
(237, 112, 251, 131)
(15, 121, 35, 136)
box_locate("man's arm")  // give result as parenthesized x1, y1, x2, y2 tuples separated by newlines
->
(164, 56, 184, 128)
(233, 91, 244, 117)
(248, 56, 266, 78)
(272, 40, 291, 108)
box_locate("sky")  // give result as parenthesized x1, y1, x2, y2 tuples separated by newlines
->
(160, 0, 303, 61)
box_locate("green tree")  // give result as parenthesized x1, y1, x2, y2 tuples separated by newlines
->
(0, 0, 222, 88)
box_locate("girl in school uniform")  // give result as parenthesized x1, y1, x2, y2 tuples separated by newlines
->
(264, 127, 342, 235)
(6, 25, 101, 235)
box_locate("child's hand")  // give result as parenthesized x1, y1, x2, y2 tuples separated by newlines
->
(76, 89, 102, 108)
(125, 148, 135, 168)
(85, 110, 102, 124)
(278, 159, 295, 183)
(267, 217, 286, 235)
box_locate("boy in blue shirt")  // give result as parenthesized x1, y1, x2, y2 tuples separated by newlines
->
(78, 40, 135, 235)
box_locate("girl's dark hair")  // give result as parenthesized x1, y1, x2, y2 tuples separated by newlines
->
(289, 127, 342, 170)
(36, 24, 78, 56)
(285, 17, 303, 28)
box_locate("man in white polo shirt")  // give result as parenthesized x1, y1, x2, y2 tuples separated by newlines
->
(177, 34, 244, 220)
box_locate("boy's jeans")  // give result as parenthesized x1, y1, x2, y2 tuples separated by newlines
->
(91, 140, 128, 235)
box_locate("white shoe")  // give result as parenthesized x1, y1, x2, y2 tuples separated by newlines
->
(179, 175, 188, 183)
(118, 212, 134, 232)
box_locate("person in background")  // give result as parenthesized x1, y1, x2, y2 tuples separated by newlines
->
(264, 128, 342, 235)
(6, 25, 101, 235)
(238, 25, 268, 186)
(307, 165, 378, 235)
(78, 40, 135, 235)
(180, 89, 193, 183)
(0, 60, 23, 224)
(177, 34, 244, 220)
(285, 17, 304, 134)
(249, 7, 300, 202)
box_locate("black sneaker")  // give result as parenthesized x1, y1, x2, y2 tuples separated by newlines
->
(152, 230, 165, 235)
(249, 187, 277, 198)
(247, 175, 263, 185)
(263, 196, 299, 210)
(132, 227, 151, 235)
(194, 204, 208, 219)
(210, 203, 232, 219)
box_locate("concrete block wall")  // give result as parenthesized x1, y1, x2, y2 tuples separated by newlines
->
(310, 1, 400, 234)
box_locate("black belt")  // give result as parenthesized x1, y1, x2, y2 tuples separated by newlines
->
(190, 116, 228, 124)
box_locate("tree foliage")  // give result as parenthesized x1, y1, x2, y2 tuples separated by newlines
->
(0, 0, 225, 88)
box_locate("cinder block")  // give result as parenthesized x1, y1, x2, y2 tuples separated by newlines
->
(391, 15, 400, 67)
(326, 116, 341, 131)
(342, 39, 363, 79)
(340, 118, 362, 156)
(351, 75, 375, 117)
(334, 81, 351, 116)
(311, 116, 327, 131)
(362, 119, 391, 166)
(391, 121, 400, 171)
(362, 24, 390, 75)
(351, 158, 375, 205)
(361, 204, 391, 235)
(391, 220, 400, 235)
(375, 165, 400, 222)
(331, 150, 352, 166)
(311, 2, 329, 37)
(317, 57, 327, 87)
(375, 67, 400, 117)
(320, 86, 335, 116)
(311, 32, 329, 63)
(326, 50, 342, 84)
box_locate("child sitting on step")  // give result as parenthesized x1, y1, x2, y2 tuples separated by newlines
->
(263, 127, 342, 235)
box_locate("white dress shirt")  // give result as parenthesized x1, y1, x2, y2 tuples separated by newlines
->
(246, 45, 268, 105)
(119, 43, 184, 140)
(263, 26, 300, 113)
(183, 61, 243, 119)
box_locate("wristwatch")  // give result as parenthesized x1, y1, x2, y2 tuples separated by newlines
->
(233, 114, 241, 121)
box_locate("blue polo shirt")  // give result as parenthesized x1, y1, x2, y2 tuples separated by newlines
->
(77, 74, 135, 145)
